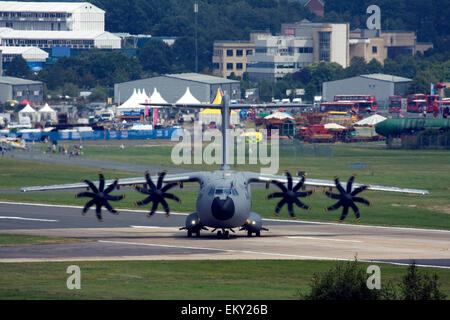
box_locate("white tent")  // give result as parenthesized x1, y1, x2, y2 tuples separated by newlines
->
(176, 87, 201, 104)
(264, 112, 294, 120)
(148, 88, 168, 126)
(38, 103, 57, 122)
(354, 114, 387, 126)
(118, 88, 138, 109)
(118, 88, 150, 111)
(19, 104, 39, 123)
(150, 88, 168, 105)
(324, 123, 346, 130)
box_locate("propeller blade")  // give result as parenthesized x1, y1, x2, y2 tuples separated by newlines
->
(339, 205, 349, 221)
(98, 172, 105, 192)
(325, 200, 343, 211)
(346, 175, 355, 193)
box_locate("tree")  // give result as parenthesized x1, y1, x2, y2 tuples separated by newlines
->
(345, 57, 368, 78)
(89, 86, 108, 102)
(138, 40, 173, 74)
(408, 70, 437, 94)
(5, 56, 32, 79)
(367, 58, 383, 74)
(400, 262, 446, 300)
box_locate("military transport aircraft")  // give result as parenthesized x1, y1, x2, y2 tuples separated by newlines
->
(21, 96, 429, 239)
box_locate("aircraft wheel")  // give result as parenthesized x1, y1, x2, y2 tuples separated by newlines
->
(217, 230, 223, 239)
(256, 231, 261, 237)
(223, 231, 230, 239)
(196, 231, 201, 237)
(247, 231, 252, 237)
(187, 230, 192, 237)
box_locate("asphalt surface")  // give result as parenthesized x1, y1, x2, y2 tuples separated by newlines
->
(1, 202, 449, 268)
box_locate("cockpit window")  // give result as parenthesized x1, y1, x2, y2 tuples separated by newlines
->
(214, 188, 237, 196)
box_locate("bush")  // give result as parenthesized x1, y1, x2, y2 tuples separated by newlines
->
(300, 259, 446, 300)
(300, 258, 395, 300)
(400, 262, 447, 300)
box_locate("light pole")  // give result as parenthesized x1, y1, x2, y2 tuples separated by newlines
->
(194, 2, 198, 73)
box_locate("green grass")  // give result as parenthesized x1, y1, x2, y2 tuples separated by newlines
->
(0, 234, 86, 247)
(0, 260, 449, 299)
(0, 157, 135, 190)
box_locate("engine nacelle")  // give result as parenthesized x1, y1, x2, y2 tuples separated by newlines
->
(240, 212, 267, 236)
(181, 212, 206, 237)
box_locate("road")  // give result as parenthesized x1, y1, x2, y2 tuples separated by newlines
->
(1, 202, 449, 268)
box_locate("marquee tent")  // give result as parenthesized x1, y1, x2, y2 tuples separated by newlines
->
(176, 87, 201, 104)
(19, 104, 39, 123)
(38, 103, 57, 122)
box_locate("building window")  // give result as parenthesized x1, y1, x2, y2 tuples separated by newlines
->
(236, 63, 243, 70)
(213, 63, 220, 70)
(319, 31, 331, 62)
(246, 49, 253, 56)
(372, 46, 377, 54)
(226, 50, 233, 57)
(236, 49, 243, 56)
(298, 47, 313, 53)
(227, 63, 233, 70)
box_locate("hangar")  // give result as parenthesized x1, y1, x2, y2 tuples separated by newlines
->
(0, 76, 44, 104)
(114, 73, 241, 105)
(322, 73, 411, 109)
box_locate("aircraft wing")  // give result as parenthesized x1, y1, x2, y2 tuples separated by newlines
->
(246, 172, 429, 195)
(21, 171, 203, 192)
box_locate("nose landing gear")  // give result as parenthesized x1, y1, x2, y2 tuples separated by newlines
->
(213, 228, 234, 239)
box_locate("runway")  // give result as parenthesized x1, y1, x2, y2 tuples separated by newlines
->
(0, 201, 449, 268)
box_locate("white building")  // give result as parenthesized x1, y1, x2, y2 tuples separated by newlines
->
(0, 46, 48, 63)
(0, 28, 121, 49)
(0, 1, 105, 32)
(247, 22, 349, 81)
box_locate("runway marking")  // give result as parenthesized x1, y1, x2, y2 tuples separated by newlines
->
(263, 217, 450, 234)
(99, 240, 450, 269)
(129, 225, 179, 230)
(98, 240, 350, 261)
(1, 201, 450, 234)
(286, 236, 362, 243)
(0, 201, 188, 216)
(0, 216, 58, 222)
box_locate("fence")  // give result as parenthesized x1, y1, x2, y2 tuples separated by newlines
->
(8, 129, 179, 142)
(279, 140, 334, 157)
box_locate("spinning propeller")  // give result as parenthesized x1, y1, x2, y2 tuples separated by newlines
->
(266, 171, 313, 218)
(324, 175, 371, 222)
(134, 170, 181, 217)
(76, 172, 125, 221)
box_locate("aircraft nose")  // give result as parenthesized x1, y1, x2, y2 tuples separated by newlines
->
(211, 196, 235, 221)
